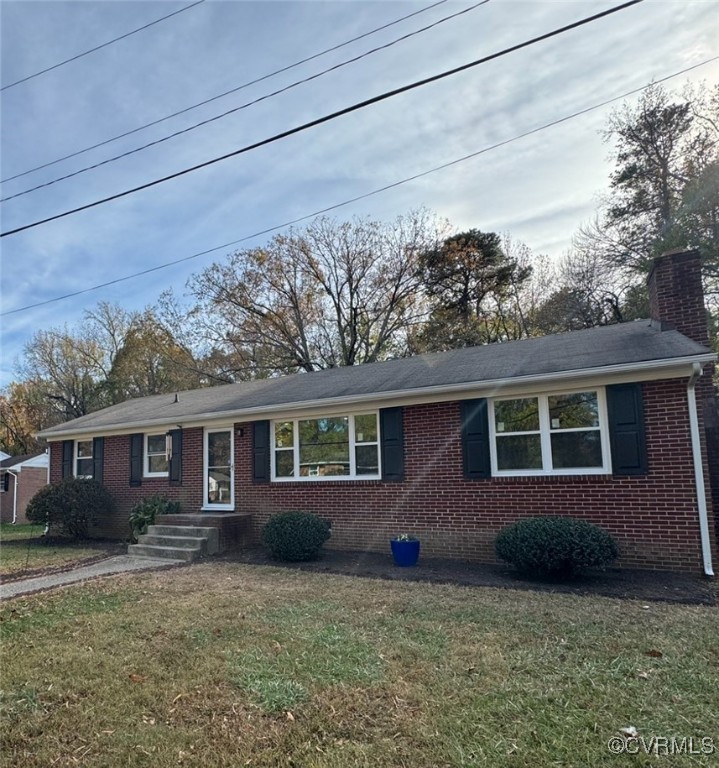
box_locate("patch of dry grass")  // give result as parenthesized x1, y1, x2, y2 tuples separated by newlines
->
(0, 524, 117, 577)
(1, 563, 717, 767)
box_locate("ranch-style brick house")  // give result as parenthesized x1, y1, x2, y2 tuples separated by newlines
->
(38, 250, 718, 574)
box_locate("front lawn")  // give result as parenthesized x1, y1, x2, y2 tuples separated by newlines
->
(0, 523, 41, 541)
(1, 563, 716, 766)
(0, 523, 120, 577)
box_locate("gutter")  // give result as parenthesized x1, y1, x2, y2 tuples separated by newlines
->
(687, 363, 715, 577)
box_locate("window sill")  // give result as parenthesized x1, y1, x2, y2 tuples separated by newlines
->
(271, 475, 382, 483)
(492, 468, 610, 478)
(201, 505, 235, 512)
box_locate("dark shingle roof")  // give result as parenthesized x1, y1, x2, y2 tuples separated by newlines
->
(38, 320, 713, 437)
(0, 453, 42, 469)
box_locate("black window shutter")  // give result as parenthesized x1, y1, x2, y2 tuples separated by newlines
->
(169, 429, 183, 486)
(61, 440, 73, 479)
(606, 383, 648, 476)
(460, 399, 491, 479)
(253, 421, 270, 483)
(380, 407, 405, 482)
(130, 433, 143, 487)
(92, 437, 104, 483)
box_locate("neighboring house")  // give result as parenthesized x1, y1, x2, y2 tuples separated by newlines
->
(37, 250, 718, 574)
(0, 452, 50, 524)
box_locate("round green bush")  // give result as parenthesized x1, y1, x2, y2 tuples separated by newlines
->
(495, 516, 619, 578)
(261, 511, 331, 562)
(26, 478, 116, 540)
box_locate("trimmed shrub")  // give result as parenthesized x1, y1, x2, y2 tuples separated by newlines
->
(495, 516, 619, 578)
(261, 511, 331, 562)
(26, 478, 116, 540)
(129, 494, 181, 541)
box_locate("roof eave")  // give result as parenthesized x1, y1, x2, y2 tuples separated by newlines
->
(37, 352, 716, 440)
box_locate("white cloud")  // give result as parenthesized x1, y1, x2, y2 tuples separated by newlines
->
(1, 0, 717, 386)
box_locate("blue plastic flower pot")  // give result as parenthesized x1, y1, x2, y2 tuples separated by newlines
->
(391, 539, 420, 567)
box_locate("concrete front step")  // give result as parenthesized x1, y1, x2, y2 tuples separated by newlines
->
(129, 543, 201, 562)
(148, 524, 219, 554)
(139, 534, 209, 550)
(128, 524, 220, 561)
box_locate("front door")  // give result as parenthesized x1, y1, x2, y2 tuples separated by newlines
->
(204, 428, 234, 509)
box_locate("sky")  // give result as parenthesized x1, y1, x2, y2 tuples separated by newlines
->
(1, 0, 718, 387)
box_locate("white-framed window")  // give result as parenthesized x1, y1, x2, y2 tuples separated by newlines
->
(144, 433, 169, 477)
(75, 439, 94, 478)
(489, 389, 610, 476)
(204, 427, 234, 508)
(271, 412, 380, 481)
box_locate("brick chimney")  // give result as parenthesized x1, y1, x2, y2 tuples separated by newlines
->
(647, 248, 709, 346)
(649, 250, 718, 528)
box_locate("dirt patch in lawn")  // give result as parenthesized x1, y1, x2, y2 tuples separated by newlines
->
(217, 547, 717, 605)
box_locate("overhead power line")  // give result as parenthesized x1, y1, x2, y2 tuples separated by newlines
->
(0, 0, 646, 239)
(1, 1, 491, 203)
(0, 0, 450, 184)
(5, 49, 707, 320)
(1, 0, 207, 91)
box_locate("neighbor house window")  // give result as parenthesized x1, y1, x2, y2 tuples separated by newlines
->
(144, 433, 169, 477)
(490, 390, 609, 475)
(75, 440, 93, 478)
(1, 472, 8, 493)
(271, 413, 380, 480)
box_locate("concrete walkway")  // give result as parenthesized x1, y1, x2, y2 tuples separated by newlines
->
(0, 555, 183, 600)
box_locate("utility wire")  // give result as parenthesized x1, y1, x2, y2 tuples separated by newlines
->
(5, 47, 705, 319)
(1, 0, 206, 91)
(0, 0, 450, 184)
(1, 1, 491, 203)
(0, 0, 646, 239)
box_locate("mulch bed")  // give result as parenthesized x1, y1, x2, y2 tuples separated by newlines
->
(217, 547, 718, 606)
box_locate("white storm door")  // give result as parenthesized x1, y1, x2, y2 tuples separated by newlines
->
(204, 428, 234, 509)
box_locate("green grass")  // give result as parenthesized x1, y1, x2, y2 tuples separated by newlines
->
(0, 522, 42, 541)
(228, 616, 384, 711)
(0, 563, 717, 767)
(0, 523, 118, 576)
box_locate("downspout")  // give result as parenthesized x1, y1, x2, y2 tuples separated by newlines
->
(7, 469, 19, 525)
(45, 448, 50, 536)
(687, 363, 715, 577)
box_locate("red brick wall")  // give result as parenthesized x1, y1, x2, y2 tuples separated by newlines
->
(647, 250, 717, 476)
(648, 249, 719, 551)
(48, 378, 717, 572)
(0, 467, 48, 524)
(50, 429, 205, 540)
(648, 249, 710, 347)
(0, 475, 17, 523)
(0, 477, 14, 523)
